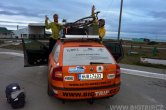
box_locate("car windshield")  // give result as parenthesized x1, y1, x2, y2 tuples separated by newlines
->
(63, 47, 115, 66)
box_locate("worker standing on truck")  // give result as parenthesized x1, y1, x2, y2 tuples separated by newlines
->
(92, 5, 106, 43)
(45, 14, 63, 53)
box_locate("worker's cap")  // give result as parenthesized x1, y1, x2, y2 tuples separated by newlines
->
(53, 14, 58, 18)
(99, 19, 105, 27)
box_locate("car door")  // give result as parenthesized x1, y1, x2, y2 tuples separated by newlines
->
(103, 40, 124, 62)
(22, 39, 49, 67)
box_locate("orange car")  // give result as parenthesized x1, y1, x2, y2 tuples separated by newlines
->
(47, 39, 121, 100)
(22, 38, 123, 101)
(22, 15, 123, 103)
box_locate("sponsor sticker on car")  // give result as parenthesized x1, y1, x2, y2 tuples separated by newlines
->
(64, 76, 74, 81)
(95, 90, 110, 96)
(96, 66, 104, 72)
(62, 89, 119, 97)
(68, 66, 85, 73)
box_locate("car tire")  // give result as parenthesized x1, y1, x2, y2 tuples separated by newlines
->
(11, 104, 17, 109)
(88, 99, 94, 104)
(47, 84, 54, 96)
(7, 98, 11, 103)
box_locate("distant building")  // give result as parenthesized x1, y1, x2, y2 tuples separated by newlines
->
(132, 38, 150, 43)
(0, 27, 12, 38)
(12, 23, 51, 39)
(12, 28, 28, 38)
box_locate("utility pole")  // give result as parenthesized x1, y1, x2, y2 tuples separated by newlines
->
(117, 0, 124, 40)
(17, 25, 19, 30)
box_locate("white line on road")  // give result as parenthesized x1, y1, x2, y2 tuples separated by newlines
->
(121, 68, 166, 80)
(0, 52, 23, 57)
(0, 51, 165, 80)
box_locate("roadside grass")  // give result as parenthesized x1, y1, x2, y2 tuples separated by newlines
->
(134, 62, 166, 69)
(121, 40, 166, 48)
(0, 40, 4, 45)
(0, 43, 23, 50)
(120, 53, 166, 69)
(0, 39, 49, 51)
(120, 46, 166, 69)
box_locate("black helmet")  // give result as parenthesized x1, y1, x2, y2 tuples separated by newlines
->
(5, 83, 25, 109)
(99, 19, 105, 27)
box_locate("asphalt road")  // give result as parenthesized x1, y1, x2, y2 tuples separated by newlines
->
(0, 49, 166, 110)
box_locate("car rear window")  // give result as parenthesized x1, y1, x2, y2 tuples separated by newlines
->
(63, 47, 115, 66)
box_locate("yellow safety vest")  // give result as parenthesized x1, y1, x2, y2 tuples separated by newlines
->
(45, 20, 62, 40)
(99, 26, 106, 38)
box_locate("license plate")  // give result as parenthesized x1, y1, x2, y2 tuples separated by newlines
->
(79, 73, 103, 80)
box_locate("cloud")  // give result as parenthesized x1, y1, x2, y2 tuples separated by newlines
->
(0, 24, 26, 30)
(0, 0, 166, 39)
(120, 9, 166, 35)
(0, 20, 28, 24)
(0, 10, 16, 16)
(0, 10, 42, 17)
(149, 11, 166, 19)
(0, 4, 41, 17)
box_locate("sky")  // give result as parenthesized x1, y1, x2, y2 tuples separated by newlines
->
(0, 0, 166, 40)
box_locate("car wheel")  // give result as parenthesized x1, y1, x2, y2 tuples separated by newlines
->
(47, 84, 54, 96)
(62, 99, 65, 104)
(88, 99, 94, 104)
(11, 103, 18, 109)
(7, 98, 11, 103)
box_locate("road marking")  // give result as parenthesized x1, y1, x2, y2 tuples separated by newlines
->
(121, 68, 166, 80)
(0, 43, 13, 47)
(142, 94, 160, 104)
(0, 52, 23, 57)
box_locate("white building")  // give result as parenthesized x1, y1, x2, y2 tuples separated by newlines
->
(12, 28, 28, 38)
(0, 27, 12, 38)
(12, 23, 50, 39)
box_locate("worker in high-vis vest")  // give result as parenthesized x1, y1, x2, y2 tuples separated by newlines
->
(91, 5, 106, 43)
(45, 14, 63, 53)
(98, 19, 106, 42)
